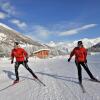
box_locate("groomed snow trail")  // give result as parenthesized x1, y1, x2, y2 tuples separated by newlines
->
(0, 55, 100, 100)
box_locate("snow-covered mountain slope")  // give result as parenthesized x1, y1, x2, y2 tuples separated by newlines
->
(0, 23, 66, 56)
(0, 55, 100, 100)
(0, 23, 43, 46)
(88, 42, 100, 52)
(0, 23, 51, 56)
(47, 37, 100, 52)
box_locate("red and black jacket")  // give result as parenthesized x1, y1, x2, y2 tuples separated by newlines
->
(11, 48, 28, 62)
(70, 47, 87, 62)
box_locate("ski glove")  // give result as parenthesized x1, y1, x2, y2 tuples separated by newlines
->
(85, 59, 87, 63)
(25, 57, 28, 63)
(11, 60, 13, 64)
(68, 58, 71, 62)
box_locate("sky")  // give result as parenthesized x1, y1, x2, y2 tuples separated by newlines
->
(0, 0, 100, 43)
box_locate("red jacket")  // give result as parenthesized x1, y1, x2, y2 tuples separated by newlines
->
(70, 47, 87, 62)
(11, 48, 28, 62)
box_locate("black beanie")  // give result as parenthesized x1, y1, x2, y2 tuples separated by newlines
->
(78, 41, 83, 45)
(14, 42, 19, 45)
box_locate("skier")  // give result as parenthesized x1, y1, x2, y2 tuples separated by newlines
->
(68, 41, 98, 85)
(11, 42, 38, 84)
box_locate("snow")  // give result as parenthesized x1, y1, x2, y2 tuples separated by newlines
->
(0, 23, 14, 31)
(0, 55, 100, 100)
(0, 33, 7, 41)
(47, 37, 100, 52)
(90, 52, 100, 55)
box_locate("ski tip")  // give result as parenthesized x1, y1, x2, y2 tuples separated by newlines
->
(43, 84, 46, 86)
(82, 90, 86, 93)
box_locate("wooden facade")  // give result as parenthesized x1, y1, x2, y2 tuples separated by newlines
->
(33, 49, 49, 58)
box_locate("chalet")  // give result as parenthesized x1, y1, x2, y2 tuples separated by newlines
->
(33, 49, 50, 59)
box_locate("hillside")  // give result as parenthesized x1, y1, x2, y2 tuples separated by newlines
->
(88, 42, 100, 52)
(0, 23, 66, 57)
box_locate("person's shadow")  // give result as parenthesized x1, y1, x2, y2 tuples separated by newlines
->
(3, 70, 15, 80)
(0, 70, 26, 92)
(3, 70, 34, 81)
(3, 70, 79, 84)
(36, 72, 79, 84)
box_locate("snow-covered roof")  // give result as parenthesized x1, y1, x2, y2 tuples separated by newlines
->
(33, 49, 50, 54)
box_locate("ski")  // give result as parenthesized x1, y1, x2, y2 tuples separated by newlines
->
(0, 84, 14, 92)
(79, 84, 86, 93)
(85, 78, 100, 83)
(12, 79, 25, 86)
(89, 79, 100, 83)
(0, 79, 25, 92)
(22, 76, 46, 86)
(35, 78, 46, 86)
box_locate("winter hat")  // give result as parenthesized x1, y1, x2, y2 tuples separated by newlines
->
(14, 42, 19, 45)
(78, 41, 83, 45)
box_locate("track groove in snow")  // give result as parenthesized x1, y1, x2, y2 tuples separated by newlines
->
(0, 56, 100, 100)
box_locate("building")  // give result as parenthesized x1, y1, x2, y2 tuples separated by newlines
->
(33, 49, 50, 59)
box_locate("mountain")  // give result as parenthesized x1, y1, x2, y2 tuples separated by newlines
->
(88, 42, 100, 52)
(1, 23, 99, 57)
(0, 23, 43, 46)
(0, 23, 66, 57)
(47, 37, 100, 53)
(47, 41, 69, 54)
(0, 23, 47, 56)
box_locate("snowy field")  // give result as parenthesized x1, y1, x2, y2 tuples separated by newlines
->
(0, 55, 100, 100)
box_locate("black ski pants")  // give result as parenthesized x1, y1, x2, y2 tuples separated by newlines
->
(15, 61, 38, 80)
(75, 61, 95, 84)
